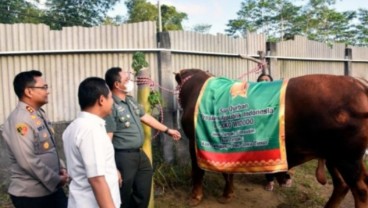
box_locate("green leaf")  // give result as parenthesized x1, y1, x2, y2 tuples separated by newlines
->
(148, 90, 162, 109)
(131, 52, 149, 73)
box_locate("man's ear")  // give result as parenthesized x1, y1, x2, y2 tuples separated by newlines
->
(113, 81, 120, 89)
(24, 88, 33, 98)
(98, 95, 105, 106)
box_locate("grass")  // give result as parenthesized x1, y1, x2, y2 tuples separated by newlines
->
(153, 163, 192, 192)
(153, 158, 368, 208)
(0, 194, 12, 208)
(276, 162, 328, 208)
(0, 157, 367, 208)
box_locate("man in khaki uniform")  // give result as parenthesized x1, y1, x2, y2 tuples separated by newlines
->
(104, 67, 181, 208)
(2, 70, 68, 208)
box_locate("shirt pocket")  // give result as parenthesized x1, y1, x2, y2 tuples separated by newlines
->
(116, 111, 132, 129)
(33, 129, 55, 155)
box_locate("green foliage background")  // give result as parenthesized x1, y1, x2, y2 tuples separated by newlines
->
(0, 0, 366, 45)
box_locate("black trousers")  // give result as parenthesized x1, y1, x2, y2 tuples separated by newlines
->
(10, 188, 67, 208)
(115, 150, 153, 208)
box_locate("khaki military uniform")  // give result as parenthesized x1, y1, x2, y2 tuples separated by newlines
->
(2, 101, 64, 197)
(105, 95, 145, 149)
(105, 95, 153, 208)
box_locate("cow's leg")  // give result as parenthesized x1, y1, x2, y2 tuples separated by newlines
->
(188, 137, 205, 206)
(189, 159, 205, 206)
(217, 173, 235, 204)
(324, 161, 350, 208)
(350, 161, 368, 208)
(334, 159, 368, 208)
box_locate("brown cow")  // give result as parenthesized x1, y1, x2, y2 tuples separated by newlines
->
(175, 69, 368, 208)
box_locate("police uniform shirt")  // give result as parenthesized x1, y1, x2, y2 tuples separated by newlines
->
(105, 95, 145, 150)
(2, 102, 63, 197)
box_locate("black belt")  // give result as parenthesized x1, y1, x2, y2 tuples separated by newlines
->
(115, 148, 141, 153)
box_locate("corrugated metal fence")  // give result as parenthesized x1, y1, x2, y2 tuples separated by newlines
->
(169, 31, 266, 81)
(1, 21, 367, 124)
(0, 22, 158, 123)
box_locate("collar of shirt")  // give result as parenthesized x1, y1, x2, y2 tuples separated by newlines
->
(18, 101, 29, 109)
(112, 94, 129, 104)
(78, 111, 105, 127)
(18, 101, 41, 112)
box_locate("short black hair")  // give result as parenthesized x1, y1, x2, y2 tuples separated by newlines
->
(105, 67, 122, 90)
(257, 73, 273, 82)
(78, 77, 110, 110)
(13, 70, 42, 99)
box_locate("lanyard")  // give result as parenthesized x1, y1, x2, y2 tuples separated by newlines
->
(37, 110, 61, 171)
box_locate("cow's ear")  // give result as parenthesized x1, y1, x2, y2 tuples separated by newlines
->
(175, 72, 181, 85)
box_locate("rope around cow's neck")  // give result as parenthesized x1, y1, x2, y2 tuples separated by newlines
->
(136, 75, 178, 94)
(135, 75, 172, 139)
(132, 63, 265, 139)
(237, 62, 265, 80)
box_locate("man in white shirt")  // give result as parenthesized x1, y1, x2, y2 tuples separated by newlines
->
(63, 77, 121, 208)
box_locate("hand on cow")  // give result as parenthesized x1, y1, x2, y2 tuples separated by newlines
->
(167, 129, 181, 141)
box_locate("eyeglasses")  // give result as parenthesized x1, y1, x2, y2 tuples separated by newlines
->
(28, 85, 49, 90)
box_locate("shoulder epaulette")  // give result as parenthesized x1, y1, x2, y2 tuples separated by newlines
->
(25, 106, 34, 114)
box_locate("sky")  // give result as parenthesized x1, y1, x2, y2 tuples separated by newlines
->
(109, 0, 368, 35)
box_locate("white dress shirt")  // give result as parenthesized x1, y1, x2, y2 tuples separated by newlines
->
(63, 112, 121, 208)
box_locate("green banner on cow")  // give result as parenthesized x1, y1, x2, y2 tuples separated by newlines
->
(194, 77, 289, 173)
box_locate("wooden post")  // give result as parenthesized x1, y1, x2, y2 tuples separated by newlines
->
(266, 42, 279, 79)
(136, 69, 154, 208)
(344, 48, 352, 76)
(157, 32, 176, 164)
(257, 50, 267, 74)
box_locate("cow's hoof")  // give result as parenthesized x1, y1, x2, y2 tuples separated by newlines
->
(217, 194, 234, 204)
(188, 196, 202, 206)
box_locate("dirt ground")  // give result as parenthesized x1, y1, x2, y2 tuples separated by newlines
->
(0, 175, 357, 208)
(0, 162, 357, 208)
(155, 171, 355, 208)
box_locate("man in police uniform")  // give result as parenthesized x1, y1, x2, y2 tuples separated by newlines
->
(104, 67, 181, 208)
(2, 70, 68, 208)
